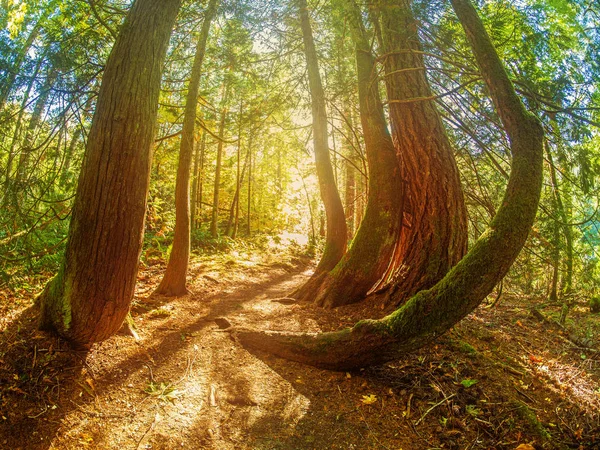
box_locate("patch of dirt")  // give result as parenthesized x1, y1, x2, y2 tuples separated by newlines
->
(0, 253, 599, 449)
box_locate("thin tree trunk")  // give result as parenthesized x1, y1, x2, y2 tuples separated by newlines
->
(1, 52, 43, 202)
(156, 0, 218, 296)
(247, 133, 252, 236)
(0, 10, 48, 114)
(13, 70, 57, 194)
(548, 122, 574, 296)
(375, 0, 468, 305)
(191, 131, 206, 230)
(292, 0, 347, 301)
(59, 128, 82, 185)
(211, 91, 228, 238)
(344, 108, 356, 240)
(226, 101, 243, 237)
(546, 133, 573, 324)
(37, 0, 182, 346)
(236, 0, 544, 370)
(313, 1, 405, 308)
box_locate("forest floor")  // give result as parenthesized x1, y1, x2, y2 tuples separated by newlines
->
(0, 239, 599, 450)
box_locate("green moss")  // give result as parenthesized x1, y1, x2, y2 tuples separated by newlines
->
(456, 340, 477, 355)
(511, 400, 551, 441)
(38, 264, 72, 334)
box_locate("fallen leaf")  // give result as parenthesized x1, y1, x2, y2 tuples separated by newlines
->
(361, 394, 377, 405)
(528, 354, 543, 363)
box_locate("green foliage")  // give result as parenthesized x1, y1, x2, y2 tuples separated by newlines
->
(461, 379, 478, 388)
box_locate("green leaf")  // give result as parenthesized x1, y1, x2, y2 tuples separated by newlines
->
(461, 379, 478, 388)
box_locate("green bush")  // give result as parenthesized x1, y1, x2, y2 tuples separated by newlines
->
(589, 296, 600, 313)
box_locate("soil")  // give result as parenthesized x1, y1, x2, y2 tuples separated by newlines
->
(0, 246, 599, 449)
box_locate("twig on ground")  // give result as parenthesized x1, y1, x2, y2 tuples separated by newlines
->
(415, 393, 456, 426)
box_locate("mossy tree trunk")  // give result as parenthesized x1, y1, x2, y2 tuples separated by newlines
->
(155, 0, 218, 296)
(313, 0, 405, 308)
(375, 0, 468, 305)
(236, 0, 544, 370)
(37, 0, 182, 346)
(292, 0, 348, 301)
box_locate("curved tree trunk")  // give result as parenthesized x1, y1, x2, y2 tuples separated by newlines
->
(37, 0, 182, 346)
(291, 0, 347, 302)
(375, 0, 468, 305)
(235, 0, 544, 370)
(313, 0, 404, 308)
(155, 0, 218, 296)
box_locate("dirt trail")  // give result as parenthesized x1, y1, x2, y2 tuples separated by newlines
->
(0, 254, 599, 449)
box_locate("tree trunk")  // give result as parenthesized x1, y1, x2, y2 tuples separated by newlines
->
(227, 146, 249, 239)
(59, 128, 83, 186)
(0, 9, 48, 115)
(13, 70, 58, 195)
(344, 149, 356, 240)
(375, 0, 468, 305)
(211, 87, 229, 238)
(547, 122, 574, 297)
(235, 0, 544, 370)
(291, 0, 347, 301)
(247, 133, 252, 236)
(191, 132, 206, 231)
(313, 1, 405, 308)
(1, 51, 43, 203)
(156, 0, 218, 296)
(37, 0, 182, 346)
(226, 101, 243, 237)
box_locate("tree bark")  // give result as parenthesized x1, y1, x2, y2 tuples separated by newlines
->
(156, 0, 218, 296)
(235, 0, 544, 370)
(375, 0, 468, 305)
(313, 0, 405, 308)
(291, 0, 347, 301)
(37, 0, 182, 346)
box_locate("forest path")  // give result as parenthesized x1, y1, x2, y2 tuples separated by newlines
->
(0, 248, 599, 449)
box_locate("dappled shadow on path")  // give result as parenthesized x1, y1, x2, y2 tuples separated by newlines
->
(6, 260, 310, 449)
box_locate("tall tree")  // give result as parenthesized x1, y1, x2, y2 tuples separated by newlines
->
(236, 0, 544, 370)
(312, 0, 405, 308)
(374, 0, 468, 305)
(37, 0, 182, 346)
(210, 84, 230, 238)
(156, 0, 219, 296)
(292, 0, 347, 301)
